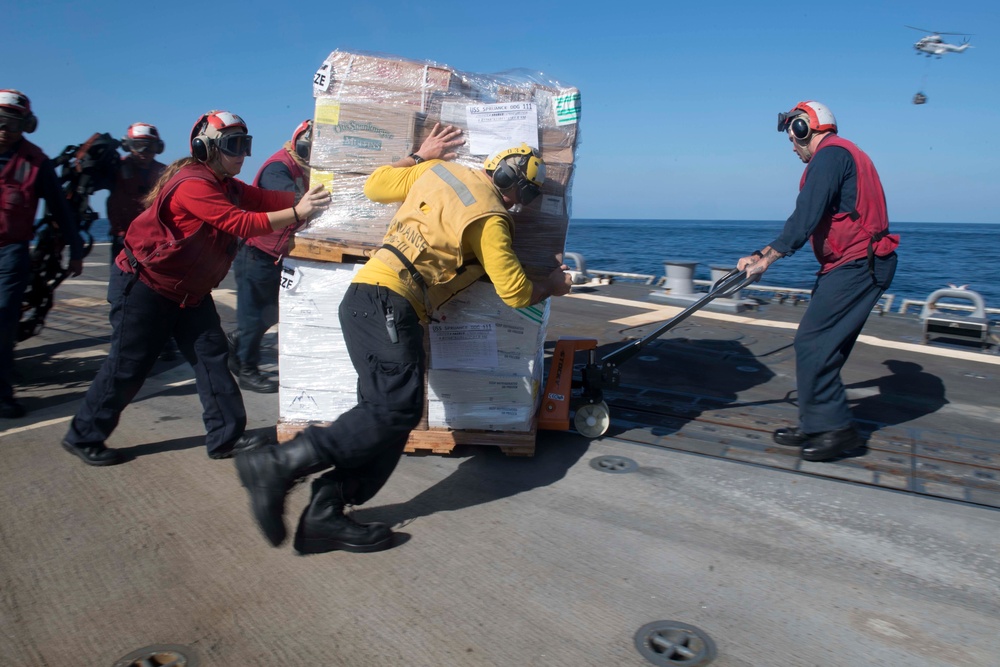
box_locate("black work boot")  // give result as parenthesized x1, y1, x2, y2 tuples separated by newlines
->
(800, 426, 861, 462)
(235, 436, 327, 546)
(226, 331, 240, 375)
(773, 427, 810, 447)
(294, 478, 394, 555)
(239, 365, 278, 394)
(61, 439, 124, 466)
(208, 431, 271, 459)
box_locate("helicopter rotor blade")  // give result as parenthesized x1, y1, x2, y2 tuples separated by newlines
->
(905, 25, 973, 36)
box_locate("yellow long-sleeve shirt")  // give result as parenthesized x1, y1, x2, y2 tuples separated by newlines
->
(356, 161, 533, 319)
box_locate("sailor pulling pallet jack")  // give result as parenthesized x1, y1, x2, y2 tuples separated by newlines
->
(539, 104, 896, 465)
(736, 100, 899, 463)
(237, 125, 574, 555)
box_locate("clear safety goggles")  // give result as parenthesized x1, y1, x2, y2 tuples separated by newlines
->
(217, 133, 252, 157)
(127, 140, 156, 154)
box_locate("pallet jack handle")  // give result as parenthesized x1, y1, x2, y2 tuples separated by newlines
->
(538, 268, 759, 437)
(601, 268, 759, 368)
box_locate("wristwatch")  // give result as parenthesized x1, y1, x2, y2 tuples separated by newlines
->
(409, 153, 425, 164)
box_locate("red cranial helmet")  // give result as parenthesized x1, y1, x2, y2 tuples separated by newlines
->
(122, 122, 164, 154)
(190, 110, 252, 162)
(292, 119, 312, 161)
(0, 89, 38, 133)
(777, 100, 837, 140)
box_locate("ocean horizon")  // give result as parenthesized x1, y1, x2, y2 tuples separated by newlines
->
(564, 219, 1000, 311)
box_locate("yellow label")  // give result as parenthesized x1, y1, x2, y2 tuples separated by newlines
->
(314, 100, 341, 125)
(310, 170, 334, 192)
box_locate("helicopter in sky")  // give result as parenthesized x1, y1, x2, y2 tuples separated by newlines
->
(907, 26, 973, 57)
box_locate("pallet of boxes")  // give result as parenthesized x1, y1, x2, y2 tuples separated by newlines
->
(277, 49, 581, 457)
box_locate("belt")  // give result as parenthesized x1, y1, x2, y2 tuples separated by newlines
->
(245, 243, 280, 263)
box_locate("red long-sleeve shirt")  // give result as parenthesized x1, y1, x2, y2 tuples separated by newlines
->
(164, 176, 293, 240)
(117, 165, 295, 305)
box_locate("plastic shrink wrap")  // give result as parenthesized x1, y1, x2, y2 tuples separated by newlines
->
(303, 49, 581, 283)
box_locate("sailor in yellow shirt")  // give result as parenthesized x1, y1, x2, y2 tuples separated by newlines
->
(237, 124, 573, 555)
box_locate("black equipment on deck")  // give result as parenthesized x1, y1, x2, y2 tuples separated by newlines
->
(19, 133, 120, 342)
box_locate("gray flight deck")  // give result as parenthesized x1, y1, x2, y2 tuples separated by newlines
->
(2, 246, 998, 666)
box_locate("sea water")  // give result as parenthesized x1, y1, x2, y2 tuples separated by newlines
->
(565, 220, 1000, 309)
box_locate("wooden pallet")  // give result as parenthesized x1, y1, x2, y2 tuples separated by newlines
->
(277, 420, 536, 457)
(288, 236, 376, 264)
(404, 426, 536, 457)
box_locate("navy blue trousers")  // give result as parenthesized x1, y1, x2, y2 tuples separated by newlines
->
(65, 268, 247, 456)
(302, 283, 425, 506)
(0, 242, 31, 402)
(111, 235, 125, 266)
(795, 253, 898, 434)
(232, 244, 280, 369)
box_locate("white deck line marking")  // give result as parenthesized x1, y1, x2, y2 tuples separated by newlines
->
(567, 292, 1000, 366)
(0, 378, 197, 437)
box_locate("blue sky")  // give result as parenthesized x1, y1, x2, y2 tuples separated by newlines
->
(7, 0, 998, 223)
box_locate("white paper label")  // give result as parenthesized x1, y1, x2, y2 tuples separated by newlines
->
(466, 102, 538, 156)
(429, 322, 498, 369)
(312, 60, 333, 96)
(279, 265, 302, 291)
(539, 194, 564, 217)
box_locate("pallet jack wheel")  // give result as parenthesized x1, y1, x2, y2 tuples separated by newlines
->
(574, 401, 610, 438)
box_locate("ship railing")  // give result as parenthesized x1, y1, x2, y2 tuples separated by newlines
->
(589, 270, 659, 285)
(898, 298, 1000, 318)
(565, 253, 996, 319)
(563, 252, 661, 285)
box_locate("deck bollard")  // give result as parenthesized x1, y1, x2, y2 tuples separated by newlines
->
(710, 264, 743, 299)
(663, 260, 698, 296)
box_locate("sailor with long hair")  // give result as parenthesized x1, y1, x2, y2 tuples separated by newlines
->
(61, 111, 331, 465)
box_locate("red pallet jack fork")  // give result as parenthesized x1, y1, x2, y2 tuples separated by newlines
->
(538, 268, 759, 437)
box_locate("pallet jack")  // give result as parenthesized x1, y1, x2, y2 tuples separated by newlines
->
(538, 268, 759, 438)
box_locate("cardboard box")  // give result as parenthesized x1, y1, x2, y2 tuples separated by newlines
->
(311, 100, 417, 173)
(315, 51, 452, 109)
(299, 172, 396, 246)
(427, 402, 536, 432)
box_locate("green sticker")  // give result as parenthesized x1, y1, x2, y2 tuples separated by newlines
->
(554, 91, 581, 126)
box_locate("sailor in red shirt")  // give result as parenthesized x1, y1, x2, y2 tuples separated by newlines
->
(62, 111, 331, 466)
(227, 119, 313, 394)
(737, 101, 899, 463)
(107, 123, 167, 264)
(1, 89, 84, 419)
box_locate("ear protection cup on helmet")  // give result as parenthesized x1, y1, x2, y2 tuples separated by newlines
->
(484, 143, 544, 191)
(190, 113, 211, 162)
(21, 113, 37, 134)
(790, 116, 811, 141)
(191, 136, 210, 162)
(293, 119, 312, 161)
(491, 160, 519, 190)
